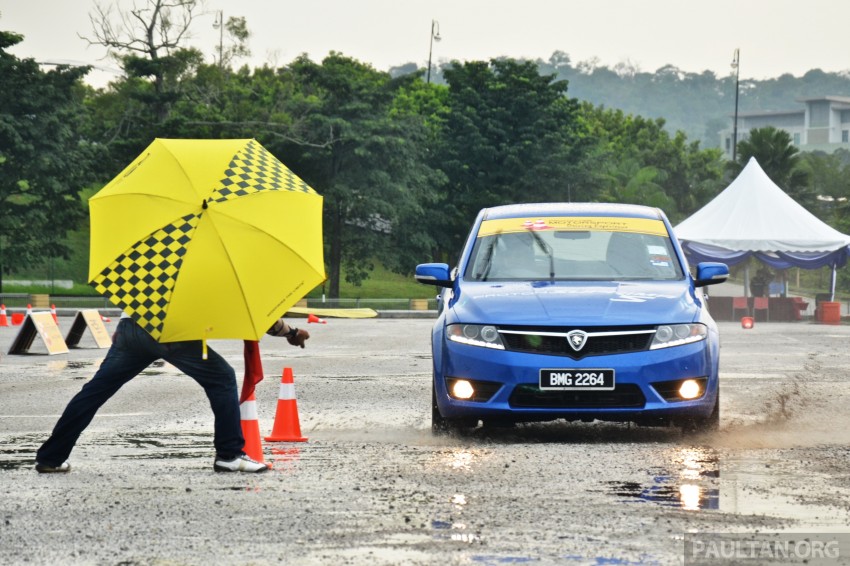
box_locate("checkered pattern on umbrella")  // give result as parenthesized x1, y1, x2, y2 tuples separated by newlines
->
(90, 213, 200, 339)
(208, 139, 316, 203)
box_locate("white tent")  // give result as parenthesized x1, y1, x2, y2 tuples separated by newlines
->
(675, 157, 850, 298)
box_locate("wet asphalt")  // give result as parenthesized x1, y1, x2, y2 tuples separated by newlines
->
(2, 315, 850, 565)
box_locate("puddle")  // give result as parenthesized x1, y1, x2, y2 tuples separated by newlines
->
(427, 447, 489, 473)
(0, 460, 31, 471)
(718, 455, 850, 528)
(604, 447, 850, 525)
(431, 519, 481, 543)
(606, 447, 721, 510)
(98, 432, 215, 459)
(112, 451, 210, 460)
(269, 447, 301, 471)
(47, 360, 100, 375)
(608, 480, 720, 510)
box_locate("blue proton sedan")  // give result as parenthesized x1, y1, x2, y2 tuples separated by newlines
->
(415, 203, 729, 434)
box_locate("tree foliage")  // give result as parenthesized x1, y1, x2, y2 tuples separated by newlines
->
(434, 59, 586, 253)
(268, 54, 443, 296)
(0, 31, 99, 289)
(13, 8, 850, 297)
(731, 126, 812, 206)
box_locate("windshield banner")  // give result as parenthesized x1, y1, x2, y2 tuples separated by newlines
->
(477, 217, 668, 238)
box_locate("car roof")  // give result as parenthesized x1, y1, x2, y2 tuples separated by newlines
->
(481, 202, 665, 221)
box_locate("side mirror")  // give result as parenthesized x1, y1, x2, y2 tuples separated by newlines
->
(415, 263, 453, 288)
(694, 262, 729, 287)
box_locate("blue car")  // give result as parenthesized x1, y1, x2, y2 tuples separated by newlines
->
(415, 203, 729, 434)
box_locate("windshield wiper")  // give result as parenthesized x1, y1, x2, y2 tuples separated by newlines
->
(474, 233, 500, 281)
(527, 229, 555, 281)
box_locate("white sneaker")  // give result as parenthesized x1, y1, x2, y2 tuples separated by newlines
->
(35, 461, 71, 473)
(213, 454, 268, 473)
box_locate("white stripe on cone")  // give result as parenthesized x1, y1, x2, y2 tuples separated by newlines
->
(278, 382, 296, 400)
(240, 398, 258, 420)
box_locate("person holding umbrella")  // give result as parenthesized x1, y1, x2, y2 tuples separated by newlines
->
(35, 317, 310, 474)
(35, 138, 326, 474)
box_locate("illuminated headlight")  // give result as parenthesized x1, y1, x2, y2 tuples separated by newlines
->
(678, 379, 702, 399)
(447, 324, 505, 349)
(650, 324, 707, 349)
(451, 380, 475, 400)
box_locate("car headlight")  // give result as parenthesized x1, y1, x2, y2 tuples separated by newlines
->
(650, 324, 707, 349)
(447, 324, 505, 349)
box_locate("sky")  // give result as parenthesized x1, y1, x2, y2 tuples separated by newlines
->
(3, 0, 850, 89)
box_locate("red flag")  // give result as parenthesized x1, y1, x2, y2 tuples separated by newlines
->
(240, 340, 264, 403)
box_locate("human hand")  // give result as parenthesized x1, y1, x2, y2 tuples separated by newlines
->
(287, 328, 310, 348)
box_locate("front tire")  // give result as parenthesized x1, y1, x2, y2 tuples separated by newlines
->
(432, 381, 477, 435)
(681, 393, 720, 435)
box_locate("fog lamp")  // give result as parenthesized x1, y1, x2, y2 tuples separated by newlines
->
(679, 379, 701, 400)
(452, 380, 475, 400)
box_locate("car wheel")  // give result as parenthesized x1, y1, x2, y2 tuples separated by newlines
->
(681, 393, 720, 435)
(432, 382, 477, 435)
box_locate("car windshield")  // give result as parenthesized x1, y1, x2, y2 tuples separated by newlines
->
(465, 216, 684, 282)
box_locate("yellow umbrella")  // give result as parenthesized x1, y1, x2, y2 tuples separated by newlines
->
(89, 138, 325, 351)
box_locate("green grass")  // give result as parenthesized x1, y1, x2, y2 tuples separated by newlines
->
(306, 263, 434, 299)
(5, 261, 433, 300)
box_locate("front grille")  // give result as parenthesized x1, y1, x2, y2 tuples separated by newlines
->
(500, 326, 654, 359)
(509, 384, 646, 409)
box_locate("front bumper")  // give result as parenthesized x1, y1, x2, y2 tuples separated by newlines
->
(434, 337, 718, 423)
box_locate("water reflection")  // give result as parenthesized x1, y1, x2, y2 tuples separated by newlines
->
(428, 448, 479, 472)
(607, 447, 720, 510)
(452, 493, 467, 508)
(270, 447, 301, 472)
(678, 484, 702, 511)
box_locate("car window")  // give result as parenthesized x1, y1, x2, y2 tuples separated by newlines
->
(465, 216, 684, 281)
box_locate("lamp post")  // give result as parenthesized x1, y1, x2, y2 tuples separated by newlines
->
(731, 48, 740, 162)
(427, 19, 441, 83)
(213, 10, 224, 69)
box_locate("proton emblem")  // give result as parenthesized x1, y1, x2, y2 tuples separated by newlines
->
(566, 330, 588, 352)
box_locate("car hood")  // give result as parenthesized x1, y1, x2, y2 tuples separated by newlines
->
(449, 280, 699, 326)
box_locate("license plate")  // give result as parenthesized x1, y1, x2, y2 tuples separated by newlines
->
(539, 369, 615, 390)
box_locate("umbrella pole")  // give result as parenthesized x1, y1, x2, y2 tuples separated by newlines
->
(744, 264, 750, 298)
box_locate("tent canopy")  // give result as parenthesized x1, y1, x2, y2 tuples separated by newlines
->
(674, 157, 850, 270)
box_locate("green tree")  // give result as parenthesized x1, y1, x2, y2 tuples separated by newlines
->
(579, 105, 724, 222)
(0, 31, 98, 289)
(729, 126, 811, 205)
(269, 54, 441, 297)
(435, 59, 587, 253)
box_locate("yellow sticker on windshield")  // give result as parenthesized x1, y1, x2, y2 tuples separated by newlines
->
(477, 216, 668, 237)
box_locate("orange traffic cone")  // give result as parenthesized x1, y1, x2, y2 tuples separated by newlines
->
(50, 304, 58, 324)
(26, 304, 33, 317)
(265, 367, 308, 442)
(307, 313, 326, 324)
(0, 304, 8, 327)
(101, 312, 112, 323)
(240, 392, 267, 464)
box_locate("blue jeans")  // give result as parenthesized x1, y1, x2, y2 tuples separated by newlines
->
(36, 318, 244, 466)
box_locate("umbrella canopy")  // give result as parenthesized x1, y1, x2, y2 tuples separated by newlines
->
(89, 138, 325, 344)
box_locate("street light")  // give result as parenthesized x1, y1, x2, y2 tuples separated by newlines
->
(731, 48, 740, 162)
(427, 19, 441, 83)
(213, 10, 224, 69)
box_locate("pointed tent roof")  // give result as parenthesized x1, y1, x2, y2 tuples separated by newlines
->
(675, 157, 850, 253)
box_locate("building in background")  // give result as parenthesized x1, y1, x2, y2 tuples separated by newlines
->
(721, 96, 850, 158)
